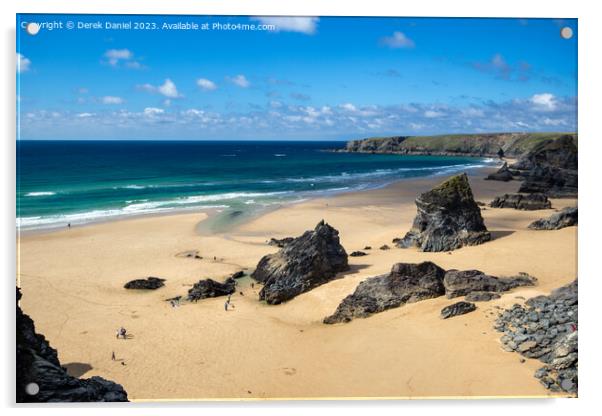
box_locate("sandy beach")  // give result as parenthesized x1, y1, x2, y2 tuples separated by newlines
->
(16, 167, 577, 400)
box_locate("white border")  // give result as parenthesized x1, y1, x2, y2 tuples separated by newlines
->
(2, 1, 601, 415)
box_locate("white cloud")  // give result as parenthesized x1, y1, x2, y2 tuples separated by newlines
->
(340, 103, 357, 112)
(531, 93, 557, 110)
(380, 31, 415, 49)
(424, 110, 444, 118)
(17, 53, 31, 73)
(197, 78, 217, 91)
(252, 17, 319, 35)
(76, 112, 94, 118)
(143, 107, 164, 116)
(138, 79, 181, 98)
(158, 79, 180, 98)
(101, 96, 124, 104)
(227, 74, 250, 88)
(104, 49, 133, 66)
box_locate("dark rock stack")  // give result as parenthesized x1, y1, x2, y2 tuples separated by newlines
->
(252, 220, 349, 304)
(396, 173, 490, 252)
(324, 262, 537, 324)
(441, 301, 476, 319)
(16, 288, 128, 402)
(528, 207, 578, 230)
(350, 251, 367, 257)
(231, 271, 246, 279)
(484, 162, 514, 182)
(123, 277, 165, 290)
(323, 262, 446, 324)
(489, 193, 551, 210)
(511, 135, 578, 198)
(494, 279, 577, 394)
(187, 278, 236, 301)
(444, 269, 537, 298)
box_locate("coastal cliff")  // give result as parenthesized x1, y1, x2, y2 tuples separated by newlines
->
(342, 133, 577, 158)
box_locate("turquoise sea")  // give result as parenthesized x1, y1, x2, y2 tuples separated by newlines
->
(17, 140, 494, 230)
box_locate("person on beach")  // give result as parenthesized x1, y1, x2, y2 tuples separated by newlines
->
(116, 327, 126, 339)
(111, 351, 116, 361)
(67, 223, 71, 229)
(224, 300, 230, 311)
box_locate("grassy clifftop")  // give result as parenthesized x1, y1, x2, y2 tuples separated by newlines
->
(344, 132, 577, 157)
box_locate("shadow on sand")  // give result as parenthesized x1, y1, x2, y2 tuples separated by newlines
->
(63, 362, 93, 378)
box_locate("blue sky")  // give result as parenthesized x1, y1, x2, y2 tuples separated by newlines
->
(17, 15, 577, 140)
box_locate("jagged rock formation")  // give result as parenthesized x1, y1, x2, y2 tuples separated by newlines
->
(187, 278, 236, 301)
(323, 262, 446, 324)
(324, 262, 537, 324)
(441, 301, 476, 319)
(396, 173, 490, 252)
(485, 162, 514, 182)
(511, 135, 578, 198)
(444, 270, 537, 298)
(123, 277, 165, 290)
(489, 193, 551, 210)
(231, 271, 246, 279)
(529, 207, 578, 230)
(350, 251, 367, 257)
(252, 220, 349, 304)
(495, 279, 577, 394)
(16, 288, 128, 402)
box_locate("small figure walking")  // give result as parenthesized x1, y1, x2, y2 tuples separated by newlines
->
(224, 301, 229, 311)
(116, 326, 126, 339)
(111, 351, 116, 361)
(67, 223, 71, 229)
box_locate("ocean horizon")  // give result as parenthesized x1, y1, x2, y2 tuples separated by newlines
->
(17, 140, 495, 230)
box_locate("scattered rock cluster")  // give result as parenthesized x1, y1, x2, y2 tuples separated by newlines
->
(489, 193, 551, 210)
(252, 220, 349, 304)
(324, 261, 536, 324)
(528, 207, 578, 230)
(123, 277, 166, 290)
(494, 279, 577, 394)
(16, 288, 128, 402)
(187, 278, 236, 301)
(396, 173, 491, 252)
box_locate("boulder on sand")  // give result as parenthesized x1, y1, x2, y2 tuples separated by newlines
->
(443, 269, 536, 298)
(124, 277, 165, 290)
(252, 220, 349, 304)
(323, 262, 446, 324)
(441, 301, 476, 319)
(485, 162, 514, 182)
(489, 193, 551, 210)
(187, 278, 236, 301)
(528, 207, 578, 230)
(396, 173, 490, 252)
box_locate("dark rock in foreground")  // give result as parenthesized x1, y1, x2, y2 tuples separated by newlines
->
(529, 207, 578, 230)
(253, 220, 349, 304)
(495, 279, 577, 394)
(16, 288, 128, 402)
(268, 237, 294, 248)
(350, 251, 367, 257)
(489, 193, 551, 210)
(323, 262, 446, 324)
(123, 277, 165, 290)
(397, 173, 490, 252)
(187, 278, 236, 301)
(441, 301, 476, 319)
(444, 269, 537, 298)
(485, 162, 514, 182)
(465, 291, 501, 302)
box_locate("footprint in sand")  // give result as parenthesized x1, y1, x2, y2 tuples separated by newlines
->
(283, 367, 296, 376)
